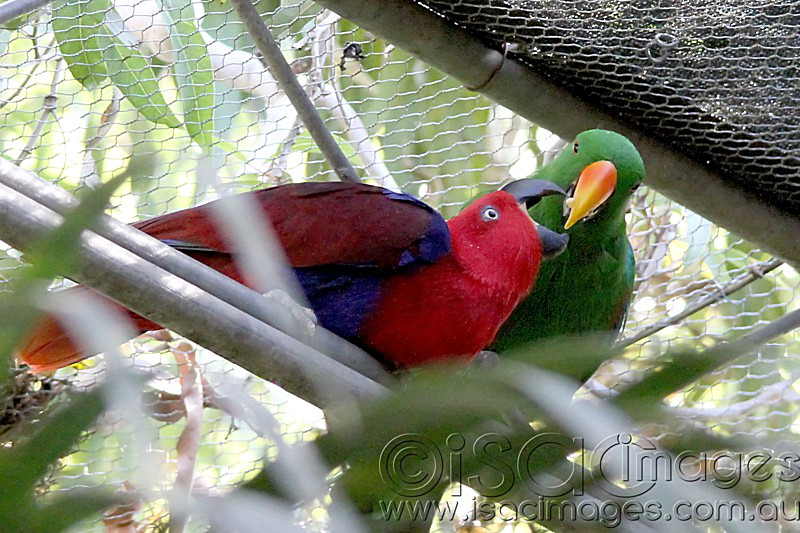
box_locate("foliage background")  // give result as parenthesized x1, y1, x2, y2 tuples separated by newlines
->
(0, 0, 798, 531)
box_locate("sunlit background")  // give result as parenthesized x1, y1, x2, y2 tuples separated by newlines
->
(0, 1, 798, 530)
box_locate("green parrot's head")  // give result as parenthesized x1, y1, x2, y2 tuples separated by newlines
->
(542, 129, 645, 232)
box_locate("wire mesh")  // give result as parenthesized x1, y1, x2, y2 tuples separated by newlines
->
(0, 1, 798, 530)
(416, 0, 800, 215)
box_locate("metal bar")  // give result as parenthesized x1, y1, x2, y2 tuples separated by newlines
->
(0, 182, 387, 408)
(314, 0, 800, 267)
(230, 0, 360, 183)
(0, 158, 391, 385)
(0, 0, 52, 26)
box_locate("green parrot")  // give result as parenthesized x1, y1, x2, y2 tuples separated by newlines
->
(492, 129, 646, 351)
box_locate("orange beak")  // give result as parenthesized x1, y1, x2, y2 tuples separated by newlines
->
(564, 161, 617, 229)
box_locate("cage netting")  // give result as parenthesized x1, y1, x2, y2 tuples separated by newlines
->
(416, 0, 800, 214)
(0, 0, 798, 530)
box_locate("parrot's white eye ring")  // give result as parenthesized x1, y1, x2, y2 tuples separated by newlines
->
(481, 206, 500, 221)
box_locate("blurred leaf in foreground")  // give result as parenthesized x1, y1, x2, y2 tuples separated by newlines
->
(0, 385, 131, 532)
(0, 173, 127, 385)
(243, 333, 777, 531)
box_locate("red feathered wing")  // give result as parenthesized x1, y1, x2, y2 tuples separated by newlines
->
(134, 182, 444, 268)
(19, 182, 451, 372)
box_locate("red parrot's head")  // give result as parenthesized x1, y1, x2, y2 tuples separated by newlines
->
(448, 179, 568, 296)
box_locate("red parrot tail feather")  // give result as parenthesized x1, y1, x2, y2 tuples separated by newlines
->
(17, 182, 547, 371)
(18, 287, 162, 373)
(19, 316, 85, 373)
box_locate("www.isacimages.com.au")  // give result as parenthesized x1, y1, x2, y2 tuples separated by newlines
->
(378, 496, 800, 527)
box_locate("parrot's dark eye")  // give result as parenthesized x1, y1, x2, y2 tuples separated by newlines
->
(572, 143, 579, 154)
(481, 206, 500, 221)
(631, 183, 641, 192)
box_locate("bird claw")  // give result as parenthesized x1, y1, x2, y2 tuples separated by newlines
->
(263, 289, 317, 338)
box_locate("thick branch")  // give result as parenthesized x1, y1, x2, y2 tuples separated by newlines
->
(229, 0, 360, 183)
(586, 307, 800, 401)
(314, 0, 800, 267)
(0, 183, 387, 408)
(0, 158, 391, 385)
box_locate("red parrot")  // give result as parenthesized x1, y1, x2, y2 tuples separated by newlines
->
(18, 180, 567, 372)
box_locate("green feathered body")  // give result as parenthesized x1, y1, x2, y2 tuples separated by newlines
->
(492, 130, 644, 352)
(492, 201, 634, 349)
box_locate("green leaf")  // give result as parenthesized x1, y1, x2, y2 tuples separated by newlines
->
(52, 0, 181, 128)
(160, 0, 215, 149)
(0, 382, 138, 532)
(503, 333, 618, 385)
(0, 174, 128, 368)
(29, 491, 124, 532)
(97, 33, 182, 128)
(612, 349, 723, 416)
(0, 388, 104, 503)
(26, 173, 130, 278)
(0, 12, 24, 31)
(52, 0, 110, 89)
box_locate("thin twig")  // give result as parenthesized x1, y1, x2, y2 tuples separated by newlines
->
(269, 115, 304, 180)
(617, 258, 784, 347)
(727, 305, 800, 350)
(229, 0, 360, 183)
(669, 379, 800, 421)
(590, 306, 800, 403)
(0, 39, 53, 112)
(318, 87, 398, 187)
(0, 62, 41, 112)
(81, 89, 123, 188)
(170, 342, 203, 533)
(304, 10, 396, 186)
(631, 191, 677, 292)
(14, 58, 64, 166)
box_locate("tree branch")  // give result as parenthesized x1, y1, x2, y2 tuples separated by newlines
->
(586, 307, 800, 402)
(14, 58, 64, 166)
(0, 158, 392, 386)
(229, 0, 360, 183)
(617, 258, 784, 347)
(669, 379, 800, 421)
(0, 182, 387, 407)
(314, 0, 800, 267)
(0, 38, 55, 112)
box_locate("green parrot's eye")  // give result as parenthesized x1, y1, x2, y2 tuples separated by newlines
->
(631, 183, 641, 192)
(572, 143, 579, 154)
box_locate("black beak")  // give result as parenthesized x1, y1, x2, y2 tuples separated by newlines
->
(537, 225, 569, 260)
(501, 178, 567, 209)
